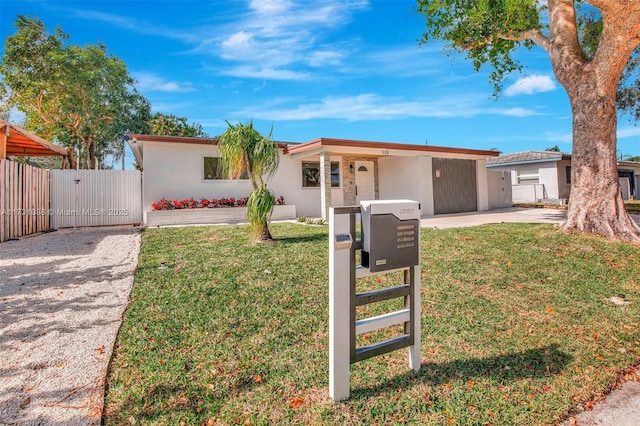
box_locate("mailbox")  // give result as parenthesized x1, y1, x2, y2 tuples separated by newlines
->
(361, 200, 420, 272)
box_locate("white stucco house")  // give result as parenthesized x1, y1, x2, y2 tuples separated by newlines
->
(126, 134, 509, 225)
(487, 151, 640, 203)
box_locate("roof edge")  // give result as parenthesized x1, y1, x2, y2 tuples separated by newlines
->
(288, 137, 500, 157)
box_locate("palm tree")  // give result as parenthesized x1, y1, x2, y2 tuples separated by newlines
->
(217, 120, 280, 241)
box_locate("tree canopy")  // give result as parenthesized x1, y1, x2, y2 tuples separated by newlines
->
(148, 112, 208, 138)
(0, 16, 150, 169)
(416, 0, 640, 242)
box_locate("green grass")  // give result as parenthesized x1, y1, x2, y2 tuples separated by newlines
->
(103, 223, 640, 425)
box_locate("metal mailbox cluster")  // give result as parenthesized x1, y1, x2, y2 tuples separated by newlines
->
(329, 200, 421, 401)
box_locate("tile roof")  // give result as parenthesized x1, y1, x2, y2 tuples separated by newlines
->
(486, 151, 571, 166)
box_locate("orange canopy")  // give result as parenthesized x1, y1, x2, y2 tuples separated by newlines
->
(0, 119, 68, 158)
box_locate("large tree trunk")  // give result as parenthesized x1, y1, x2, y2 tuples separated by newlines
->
(561, 76, 640, 242)
(547, 0, 640, 243)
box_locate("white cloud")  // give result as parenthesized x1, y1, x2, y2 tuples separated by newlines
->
(544, 131, 572, 144)
(221, 31, 254, 51)
(233, 93, 541, 121)
(249, 0, 293, 15)
(308, 50, 345, 67)
(135, 73, 195, 92)
(220, 66, 310, 81)
(211, 0, 369, 79)
(618, 127, 640, 139)
(500, 107, 542, 117)
(504, 75, 556, 96)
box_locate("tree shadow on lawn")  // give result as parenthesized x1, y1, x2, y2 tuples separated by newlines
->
(351, 344, 571, 397)
(275, 233, 329, 244)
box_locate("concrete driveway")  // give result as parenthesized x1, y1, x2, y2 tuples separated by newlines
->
(420, 207, 568, 228)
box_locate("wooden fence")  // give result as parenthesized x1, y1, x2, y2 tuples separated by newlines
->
(0, 159, 50, 243)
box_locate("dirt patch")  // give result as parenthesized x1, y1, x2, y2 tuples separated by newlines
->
(0, 226, 140, 426)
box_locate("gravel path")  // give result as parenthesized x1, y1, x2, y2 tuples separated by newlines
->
(0, 226, 140, 426)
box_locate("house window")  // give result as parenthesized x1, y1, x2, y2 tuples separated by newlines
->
(516, 170, 540, 184)
(566, 166, 571, 184)
(302, 161, 340, 187)
(203, 157, 248, 180)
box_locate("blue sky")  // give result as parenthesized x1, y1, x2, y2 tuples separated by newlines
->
(1, 0, 639, 168)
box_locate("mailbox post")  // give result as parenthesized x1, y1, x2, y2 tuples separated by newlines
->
(329, 200, 421, 401)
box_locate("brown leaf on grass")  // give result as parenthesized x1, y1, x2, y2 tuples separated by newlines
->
(466, 380, 475, 387)
(20, 396, 30, 409)
(289, 397, 304, 409)
(545, 307, 556, 314)
(205, 383, 215, 390)
(487, 410, 496, 418)
(253, 375, 262, 383)
(207, 418, 217, 426)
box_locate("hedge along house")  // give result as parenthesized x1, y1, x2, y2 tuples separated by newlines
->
(126, 134, 503, 225)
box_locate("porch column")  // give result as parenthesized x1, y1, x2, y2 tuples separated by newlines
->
(320, 151, 332, 220)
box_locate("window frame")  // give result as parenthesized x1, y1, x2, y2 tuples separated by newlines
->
(301, 161, 341, 188)
(202, 156, 249, 181)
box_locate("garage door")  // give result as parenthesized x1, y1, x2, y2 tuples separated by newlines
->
(432, 158, 477, 214)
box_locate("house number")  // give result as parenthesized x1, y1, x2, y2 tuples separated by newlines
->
(381, 149, 390, 155)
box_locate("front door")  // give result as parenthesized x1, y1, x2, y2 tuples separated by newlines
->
(355, 161, 375, 204)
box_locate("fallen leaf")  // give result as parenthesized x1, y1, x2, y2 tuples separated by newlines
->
(466, 380, 475, 387)
(253, 375, 262, 384)
(96, 345, 105, 355)
(205, 383, 215, 390)
(545, 307, 556, 314)
(289, 397, 304, 409)
(207, 418, 217, 426)
(20, 396, 30, 409)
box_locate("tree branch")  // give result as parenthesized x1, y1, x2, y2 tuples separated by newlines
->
(461, 28, 549, 51)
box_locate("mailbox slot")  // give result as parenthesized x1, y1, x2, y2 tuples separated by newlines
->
(361, 200, 420, 272)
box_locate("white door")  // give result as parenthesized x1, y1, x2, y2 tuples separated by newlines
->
(355, 161, 375, 204)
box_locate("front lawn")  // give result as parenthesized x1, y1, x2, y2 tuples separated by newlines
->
(103, 223, 640, 425)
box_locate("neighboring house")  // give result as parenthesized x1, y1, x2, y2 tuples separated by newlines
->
(487, 151, 640, 203)
(126, 134, 507, 224)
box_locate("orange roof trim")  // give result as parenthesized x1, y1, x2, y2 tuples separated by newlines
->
(0, 119, 68, 157)
(288, 137, 500, 157)
(125, 134, 290, 152)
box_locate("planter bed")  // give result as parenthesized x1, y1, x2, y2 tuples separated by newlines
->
(146, 204, 296, 227)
